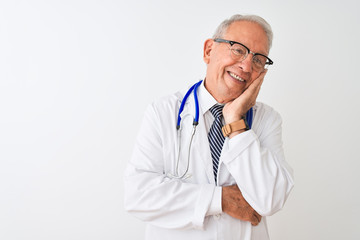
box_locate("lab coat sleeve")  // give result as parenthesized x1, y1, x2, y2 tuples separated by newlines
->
(220, 106, 294, 216)
(124, 102, 221, 230)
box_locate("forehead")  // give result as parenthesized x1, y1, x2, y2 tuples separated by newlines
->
(223, 21, 269, 54)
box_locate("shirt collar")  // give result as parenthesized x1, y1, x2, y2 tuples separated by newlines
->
(198, 79, 220, 114)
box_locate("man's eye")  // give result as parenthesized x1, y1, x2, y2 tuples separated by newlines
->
(233, 48, 246, 55)
(253, 56, 266, 65)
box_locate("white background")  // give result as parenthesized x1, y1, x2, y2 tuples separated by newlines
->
(1, 0, 360, 239)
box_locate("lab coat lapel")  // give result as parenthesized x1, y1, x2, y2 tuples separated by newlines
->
(192, 114, 215, 184)
(175, 86, 215, 184)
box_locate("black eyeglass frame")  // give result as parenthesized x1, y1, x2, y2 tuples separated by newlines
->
(213, 38, 274, 66)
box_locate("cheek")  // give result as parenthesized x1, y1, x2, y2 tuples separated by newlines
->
(213, 51, 233, 67)
(209, 59, 227, 78)
(208, 52, 237, 78)
(250, 71, 261, 83)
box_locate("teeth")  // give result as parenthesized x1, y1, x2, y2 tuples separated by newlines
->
(229, 72, 244, 82)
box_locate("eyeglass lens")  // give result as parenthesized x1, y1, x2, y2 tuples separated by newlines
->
(230, 44, 268, 71)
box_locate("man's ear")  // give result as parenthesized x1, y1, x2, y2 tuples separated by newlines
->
(203, 39, 214, 64)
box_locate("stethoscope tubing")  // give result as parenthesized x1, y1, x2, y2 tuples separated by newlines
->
(176, 80, 203, 129)
(177, 80, 253, 129)
(172, 80, 253, 180)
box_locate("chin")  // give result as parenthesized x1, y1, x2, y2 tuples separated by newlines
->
(218, 92, 241, 103)
(226, 87, 243, 99)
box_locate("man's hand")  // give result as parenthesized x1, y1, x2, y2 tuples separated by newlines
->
(222, 185, 262, 226)
(222, 70, 267, 125)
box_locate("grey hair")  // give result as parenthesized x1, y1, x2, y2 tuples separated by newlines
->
(212, 14, 273, 50)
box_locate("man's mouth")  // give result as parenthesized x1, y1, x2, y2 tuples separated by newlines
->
(229, 72, 245, 82)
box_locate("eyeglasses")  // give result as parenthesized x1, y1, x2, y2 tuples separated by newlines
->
(214, 38, 273, 71)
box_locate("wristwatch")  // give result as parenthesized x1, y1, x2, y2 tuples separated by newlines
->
(222, 118, 249, 137)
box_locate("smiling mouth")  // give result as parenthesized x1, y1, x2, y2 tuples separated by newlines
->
(228, 72, 245, 82)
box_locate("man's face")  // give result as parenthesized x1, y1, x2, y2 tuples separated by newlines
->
(203, 21, 269, 103)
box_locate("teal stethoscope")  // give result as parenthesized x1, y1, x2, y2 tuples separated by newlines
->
(169, 80, 253, 180)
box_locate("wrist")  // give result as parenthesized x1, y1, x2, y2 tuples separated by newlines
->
(223, 109, 246, 125)
(222, 118, 249, 138)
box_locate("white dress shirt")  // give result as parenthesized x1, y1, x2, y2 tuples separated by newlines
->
(124, 80, 294, 240)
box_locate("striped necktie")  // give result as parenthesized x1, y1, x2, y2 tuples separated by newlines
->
(208, 104, 225, 183)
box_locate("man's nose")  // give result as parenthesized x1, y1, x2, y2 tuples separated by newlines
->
(237, 54, 253, 72)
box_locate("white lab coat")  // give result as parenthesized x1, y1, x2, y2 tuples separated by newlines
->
(124, 82, 294, 240)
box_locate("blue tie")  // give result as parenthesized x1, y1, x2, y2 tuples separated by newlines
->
(208, 105, 225, 183)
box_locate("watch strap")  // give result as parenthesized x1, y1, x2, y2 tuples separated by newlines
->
(222, 118, 249, 137)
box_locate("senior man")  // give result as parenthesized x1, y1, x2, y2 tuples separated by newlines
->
(124, 14, 294, 240)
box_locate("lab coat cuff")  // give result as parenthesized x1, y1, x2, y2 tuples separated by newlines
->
(206, 186, 222, 216)
(192, 184, 218, 229)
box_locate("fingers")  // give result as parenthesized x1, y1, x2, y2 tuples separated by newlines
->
(257, 68, 268, 81)
(251, 212, 262, 226)
(222, 185, 262, 226)
(248, 69, 267, 91)
(241, 70, 267, 98)
(247, 69, 267, 102)
(223, 69, 267, 120)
